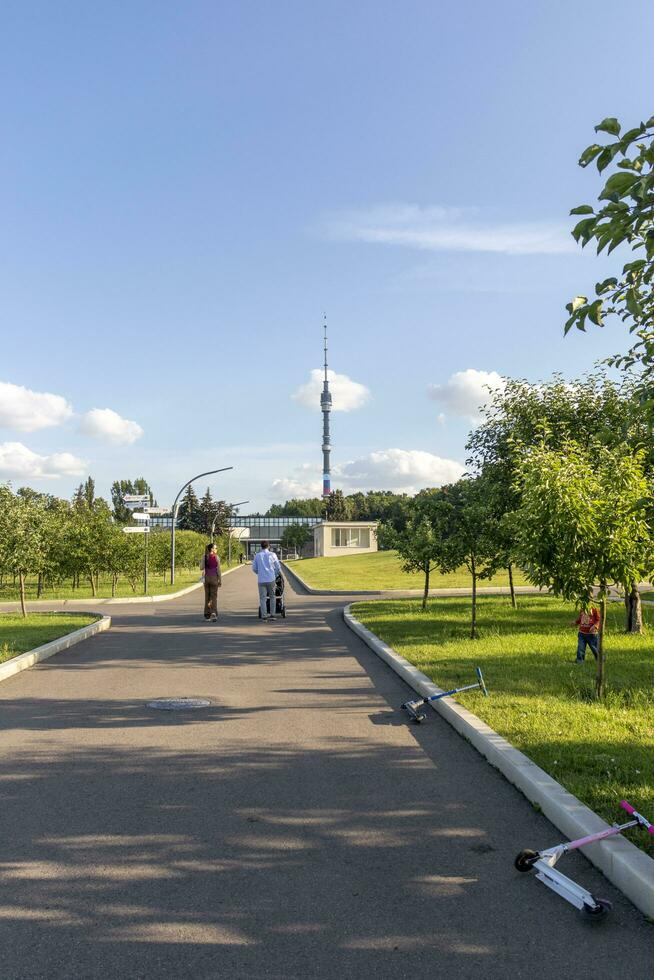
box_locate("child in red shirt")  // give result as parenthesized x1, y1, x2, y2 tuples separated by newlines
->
(572, 605, 600, 662)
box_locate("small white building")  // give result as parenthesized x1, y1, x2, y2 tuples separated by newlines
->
(312, 521, 378, 558)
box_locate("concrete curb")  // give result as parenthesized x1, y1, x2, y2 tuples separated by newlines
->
(0, 564, 243, 612)
(0, 614, 112, 685)
(282, 561, 545, 599)
(343, 603, 654, 918)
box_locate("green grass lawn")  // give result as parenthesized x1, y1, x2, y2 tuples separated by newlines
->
(289, 550, 530, 591)
(0, 613, 100, 664)
(0, 568, 208, 602)
(353, 595, 654, 857)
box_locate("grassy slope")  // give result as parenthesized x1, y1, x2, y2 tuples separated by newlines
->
(289, 550, 529, 591)
(0, 613, 99, 663)
(353, 595, 654, 857)
(0, 568, 206, 602)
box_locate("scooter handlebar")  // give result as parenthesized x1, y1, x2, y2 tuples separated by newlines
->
(620, 800, 654, 834)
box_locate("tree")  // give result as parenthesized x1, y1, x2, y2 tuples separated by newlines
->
(388, 513, 443, 611)
(266, 498, 323, 517)
(176, 485, 203, 532)
(514, 440, 653, 699)
(565, 114, 654, 383)
(432, 478, 506, 639)
(325, 490, 350, 520)
(280, 523, 311, 555)
(467, 372, 650, 618)
(111, 478, 153, 524)
(0, 486, 47, 616)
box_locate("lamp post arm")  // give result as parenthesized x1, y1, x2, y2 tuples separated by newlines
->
(170, 466, 233, 585)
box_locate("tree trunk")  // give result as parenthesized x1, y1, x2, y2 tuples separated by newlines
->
(508, 563, 517, 609)
(19, 572, 27, 618)
(470, 557, 477, 640)
(95, 571, 99, 592)
(111, 574, 117, 598)
(624, 581, 643, 634)
(37, 572, 44, 598)
(88, 573, 97, 598)
(595, 587, 607, 700)
(422, 562, 430, 611)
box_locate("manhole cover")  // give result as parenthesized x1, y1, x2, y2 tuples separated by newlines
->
(147, 698, 211, 710)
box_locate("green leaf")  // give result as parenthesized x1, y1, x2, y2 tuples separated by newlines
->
(623, 259, 647, 274)
(595, 277, 618, 295)
(599, 171, 639, 200)
(595, 117, 621, 136)
(578, 143, 602, 168)
(570, 205, 594, 215)
(587, 299, 604, 326)
(570, 295, 587, 313)
(571, 217, 597, 243)
(645, 116, 654, 128)
(596, 144, 621, 173)
(620, 125, 646, 147)
(626, 288, 643, 318)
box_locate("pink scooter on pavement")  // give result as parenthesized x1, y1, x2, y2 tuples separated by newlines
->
(514, 800, 654, 918)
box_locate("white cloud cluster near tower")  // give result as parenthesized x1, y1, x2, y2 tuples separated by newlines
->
(292, 369, 370, 412)
(428, 368, 506, 424)
(271, 448, 465, 500)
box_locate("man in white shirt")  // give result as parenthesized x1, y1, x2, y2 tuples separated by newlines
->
(252, 540, 283, 620)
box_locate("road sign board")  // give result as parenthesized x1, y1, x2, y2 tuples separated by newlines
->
(122, 526, 150, 534)
(124, 494, 149, 502)
(145, 506, 170, 515)
(131, 513, 149, 522)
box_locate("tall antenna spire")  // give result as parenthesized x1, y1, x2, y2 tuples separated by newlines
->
(320, 314, 332, 498)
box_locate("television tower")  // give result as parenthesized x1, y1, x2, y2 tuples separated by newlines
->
(320, 317, 332, 498)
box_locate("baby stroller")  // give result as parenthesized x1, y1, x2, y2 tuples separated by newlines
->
(258, 573, 286, 618)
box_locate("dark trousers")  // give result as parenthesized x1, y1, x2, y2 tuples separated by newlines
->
(204, 578, 219, 617)
(577, 631, 599, 661)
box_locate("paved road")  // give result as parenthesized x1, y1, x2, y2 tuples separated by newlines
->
(0, 568, 651, 979)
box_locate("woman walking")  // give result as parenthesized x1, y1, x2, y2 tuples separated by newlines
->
(201, 542, 222, 621)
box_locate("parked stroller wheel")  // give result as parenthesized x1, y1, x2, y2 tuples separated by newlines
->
(514, 849, 539, 872)
(583, 898, 612, 919)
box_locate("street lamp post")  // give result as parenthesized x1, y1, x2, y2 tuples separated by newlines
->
(211, 500, 249, 564)
(170, 467, 233, 585)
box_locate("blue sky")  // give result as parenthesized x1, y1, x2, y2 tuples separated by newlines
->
(0, 1, 650, 511)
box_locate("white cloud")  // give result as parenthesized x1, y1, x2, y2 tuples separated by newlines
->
(79, 408, 143, 445)
(338, 448, 465, 493)
(428, 369, 506, 423)
(0, 381, 73, 432)
(0, 442, 87, 479)
(271, 476, 323, 500)
(270, 447, 465, 500)
(292, 369, 370, 412)
(323, 204, 574, 256)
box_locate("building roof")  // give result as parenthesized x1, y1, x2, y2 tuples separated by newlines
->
(315, 521, 379, 527)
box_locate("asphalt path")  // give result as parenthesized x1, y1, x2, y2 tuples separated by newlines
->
(0, 567, 651, 979)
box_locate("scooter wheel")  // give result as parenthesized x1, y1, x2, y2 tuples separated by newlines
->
(583, 898, 612, 919)
(281, 608, 286, 618)
(258, 609, 261, 619)
(514, 849, 539, 872)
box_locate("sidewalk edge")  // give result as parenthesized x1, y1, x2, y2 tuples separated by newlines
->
(343, 603, 654, 918)
(282, 562, 545, 598)
(0, 615, 112, 686)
